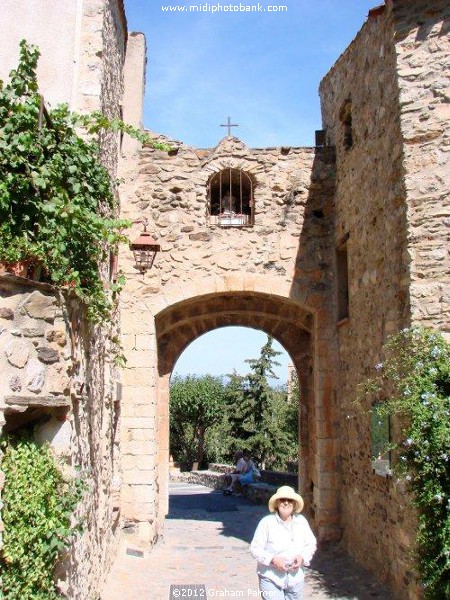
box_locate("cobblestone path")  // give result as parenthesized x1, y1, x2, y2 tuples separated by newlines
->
(102, 483, 394, 600)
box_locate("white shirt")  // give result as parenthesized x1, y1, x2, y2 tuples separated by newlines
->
(235, 457, 247, 473)
(250, 513, 317, 588)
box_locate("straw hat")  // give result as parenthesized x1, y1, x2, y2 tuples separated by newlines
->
(268, 485, 304, 514)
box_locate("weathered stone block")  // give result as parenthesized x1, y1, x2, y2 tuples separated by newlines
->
(47, 364, 70, 395)
(0, 307, 14, 320)
(5, 340, 29, 368)
(21, 327, 45, 338)
(20, 291, 57, 321)
(26, 358, 46, 393)
(46, 328, 67, 346)
(188, 231, 211, 242)
(37, 346, 60, 364)
(9, 375, 21, 392)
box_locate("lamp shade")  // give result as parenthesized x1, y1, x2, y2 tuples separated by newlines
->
(130, 231, 161, 272)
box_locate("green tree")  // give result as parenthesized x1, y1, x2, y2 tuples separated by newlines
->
(268, 385, 299, 471)
(170, 374, 226, 468)
(226, 335, 297, 468)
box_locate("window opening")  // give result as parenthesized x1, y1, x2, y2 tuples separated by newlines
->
(371, 402, 391, 476)
(208, 168, 254, 227)
(339, 99, 353, 150)
(336, 238, 349, 321)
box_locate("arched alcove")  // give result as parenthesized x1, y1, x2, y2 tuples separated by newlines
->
(207, 168, 255, 226)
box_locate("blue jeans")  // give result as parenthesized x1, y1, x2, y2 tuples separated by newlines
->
(259, 575, 304, 600)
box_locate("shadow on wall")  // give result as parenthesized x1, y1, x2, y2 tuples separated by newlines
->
(289, 145, 338, 525)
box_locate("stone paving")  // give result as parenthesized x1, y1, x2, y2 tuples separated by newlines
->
(102, 483, 395, 600)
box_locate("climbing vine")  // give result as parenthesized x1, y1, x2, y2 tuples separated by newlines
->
(0, 40, 166, 322)
(0, 433, 85, 599)
(362, 327, 450, 599)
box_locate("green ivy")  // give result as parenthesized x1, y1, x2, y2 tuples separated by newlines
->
(0, 40, 167, 322)
(362, 327, 450, 599)
(0, 433, 84, 599)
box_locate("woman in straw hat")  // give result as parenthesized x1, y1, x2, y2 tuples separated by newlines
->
(250, 486, 316, 599)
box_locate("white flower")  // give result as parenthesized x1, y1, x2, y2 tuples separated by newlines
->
(430, 346, 442, 358)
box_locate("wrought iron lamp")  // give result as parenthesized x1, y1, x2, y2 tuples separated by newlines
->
(130, 218, 160, 273)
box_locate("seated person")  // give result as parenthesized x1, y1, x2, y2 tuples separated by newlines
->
(224, 454, 258, 495)
(223, 451, 247, 490)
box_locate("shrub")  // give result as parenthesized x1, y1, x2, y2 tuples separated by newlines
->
(362, 327, 450, 599)
(0, 433, 84, 599)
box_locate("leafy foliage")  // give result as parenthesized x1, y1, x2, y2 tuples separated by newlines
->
(170, 374, 226, 468)
(227, 336, 297, 468)
(0, 41, 167, 322)
(169, 336, 298, 471)
(0, 433, 84, 599)
(362, 327, 450, 599)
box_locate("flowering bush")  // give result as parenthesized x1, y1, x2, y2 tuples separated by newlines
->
(363, 327, 450, 599)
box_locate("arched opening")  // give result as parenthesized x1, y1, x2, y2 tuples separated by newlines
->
(118, 282, 341, 545)
(154, 292, 317, 525)
(170, 326, 298, 473)
(207, 168, 254, 227)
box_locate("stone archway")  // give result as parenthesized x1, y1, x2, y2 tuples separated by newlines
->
(153, 288, 340, 541)
(118, 268, 341, 546)
(118, 134, 340, 546)
(154, 291, 315, 515)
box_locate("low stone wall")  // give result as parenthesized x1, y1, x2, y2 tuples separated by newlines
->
(260, 470, 297, 488)
(170, 468, 279, 507)
(208, 464, 298, 489)
(171, 470, 226, 490)
(208, 463, 232, 474)
(242, 482, 277, 505)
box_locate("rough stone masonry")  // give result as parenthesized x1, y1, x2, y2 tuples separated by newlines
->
(0, 1, 448, 599)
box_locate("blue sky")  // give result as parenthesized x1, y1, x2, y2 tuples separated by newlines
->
(124, 0, 378, 148)
(173, 327, 291, 385)
(124, 0, 378, 383)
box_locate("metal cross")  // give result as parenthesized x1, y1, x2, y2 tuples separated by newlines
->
(220, 116, 239, 136)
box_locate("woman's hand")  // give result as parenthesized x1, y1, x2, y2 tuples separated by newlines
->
(270, 556, 290, 572)
(289, 556, 304, 570)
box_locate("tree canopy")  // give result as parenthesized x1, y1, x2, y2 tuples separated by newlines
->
(169, 335, 298, 471)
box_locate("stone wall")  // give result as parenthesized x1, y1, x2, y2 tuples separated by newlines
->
(0, 276, 71, 569)
(0, 1, 131, 598)
(118, 133, 342, 546)
(0, 279, 71, 414)
(0, 275, 121, 598)
(393, 0, 450, 331)
(62, 2, 128, 595)
(319, 2, 449, 598)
